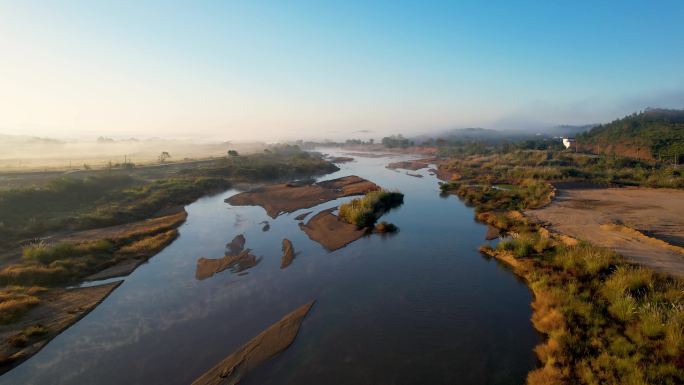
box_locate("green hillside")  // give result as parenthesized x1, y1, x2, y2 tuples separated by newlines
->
(578, 108, 684, 162)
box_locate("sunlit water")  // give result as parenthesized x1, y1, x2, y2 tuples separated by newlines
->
(1, 150, 538, 385)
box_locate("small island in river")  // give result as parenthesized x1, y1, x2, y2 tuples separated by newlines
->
(226, 175, 379, 218)
(190, 300, 315, 385)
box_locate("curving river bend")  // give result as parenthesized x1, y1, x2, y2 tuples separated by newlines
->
(1, 150, 538, 385)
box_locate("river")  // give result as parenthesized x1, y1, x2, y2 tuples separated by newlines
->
(1, 149, 538, 385)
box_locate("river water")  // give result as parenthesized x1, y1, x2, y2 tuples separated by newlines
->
(1, 150, 538, 385)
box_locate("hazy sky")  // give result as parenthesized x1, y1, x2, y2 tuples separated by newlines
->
(1, 1, 683, 141)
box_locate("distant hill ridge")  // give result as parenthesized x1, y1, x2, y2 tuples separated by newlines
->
(578, 108, 684, 162)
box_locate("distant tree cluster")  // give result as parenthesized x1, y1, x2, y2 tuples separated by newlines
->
(381, 135, 411, 148)
(578, 108, 684, 163)
(345, 138, 374, 145)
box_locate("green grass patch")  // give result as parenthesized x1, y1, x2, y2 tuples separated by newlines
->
(338, 190, 404, 228)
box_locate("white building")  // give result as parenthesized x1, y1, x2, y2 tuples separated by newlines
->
(562, 137, 575, 149)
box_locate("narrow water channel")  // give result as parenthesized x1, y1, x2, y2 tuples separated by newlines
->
(1, 150, 538, 385)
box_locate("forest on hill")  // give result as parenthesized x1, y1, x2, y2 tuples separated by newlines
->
(578, 108, 684, 163)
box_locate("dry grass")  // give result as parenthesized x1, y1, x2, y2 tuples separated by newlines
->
(117, 229, 178, 256)
(0, 287, 44, 324)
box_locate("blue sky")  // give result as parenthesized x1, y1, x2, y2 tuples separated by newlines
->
(1, 1, 683, 140)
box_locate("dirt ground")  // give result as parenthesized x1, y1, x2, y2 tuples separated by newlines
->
(526, 187, 684, 277)
(227, 175, 379, 218)
(299, 208, 367, 251)
(190, 300, 314, 385)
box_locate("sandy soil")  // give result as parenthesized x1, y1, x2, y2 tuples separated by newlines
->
(191, 300, 315, 385)
(227, 234, 246, 255)
(196, 249, 261, 280)
(294, 211, 312, 221)
(526, 187, 684, 277)
(227, 175, 379, 218)
(280, 239, 296, 269)
(0, 281, 122, 373)
(299, 208, 367, 251)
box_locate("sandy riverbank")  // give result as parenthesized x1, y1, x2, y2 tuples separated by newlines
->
(526, 186, 684, 277)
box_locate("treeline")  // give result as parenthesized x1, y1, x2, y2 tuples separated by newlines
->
(438, 150, 683, 189)
(578, 108, 684, 163)
(381, 135, 413, 148)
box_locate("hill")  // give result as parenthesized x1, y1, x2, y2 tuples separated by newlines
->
(577, 108, 684, 162)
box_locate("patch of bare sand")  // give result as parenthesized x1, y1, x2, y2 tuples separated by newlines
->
(196, 249, 261, 280)
(280, 239, 296, 269)
(299, 208, 366, 251)
(190, 300, 315, 385)
(226, 175, 379, 218)
(526, 187, 684, 277)
(195, 234, 261, 280)
(294, 211, 312, 221)
(0, 281, 122, 373)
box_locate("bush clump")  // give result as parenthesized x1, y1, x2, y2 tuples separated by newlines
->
(339, 190, 404, 228)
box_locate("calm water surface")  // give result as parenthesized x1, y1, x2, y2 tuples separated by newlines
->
(1, 150, 538, 385)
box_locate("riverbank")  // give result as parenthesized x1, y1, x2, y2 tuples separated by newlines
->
(0, 210, 188, 372)
(437, 160, 684, 384)
(0, 148, 340, 375)
(526, 186, 684, 277)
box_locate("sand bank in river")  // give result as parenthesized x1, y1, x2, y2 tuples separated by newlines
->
(299, 208, 366, 251)
(196, 249, 260, 280)
(191, 300, 315, 385)
(226, 175, 379, 218)
(294, 211, 312, 221)
(0, 281, 122, 374)
(280, 239, 296, 269)
(196, 234, 261, 280)
(526, 187, 684, 277)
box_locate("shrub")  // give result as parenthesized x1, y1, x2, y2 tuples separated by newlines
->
(339, 190, 404, 228)
(374, 221, 398, 233)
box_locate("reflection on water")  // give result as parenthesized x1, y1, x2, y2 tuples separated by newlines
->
(0, 149, 539, 385)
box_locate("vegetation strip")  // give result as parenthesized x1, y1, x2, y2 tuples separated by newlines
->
(438, 152, 683, 385)
(0, 147, 339, 374)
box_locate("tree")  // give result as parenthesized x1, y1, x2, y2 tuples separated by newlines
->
(381, 135, 410, 148)
(158, 151, 171, 163)
(228, 150, 239, 157)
